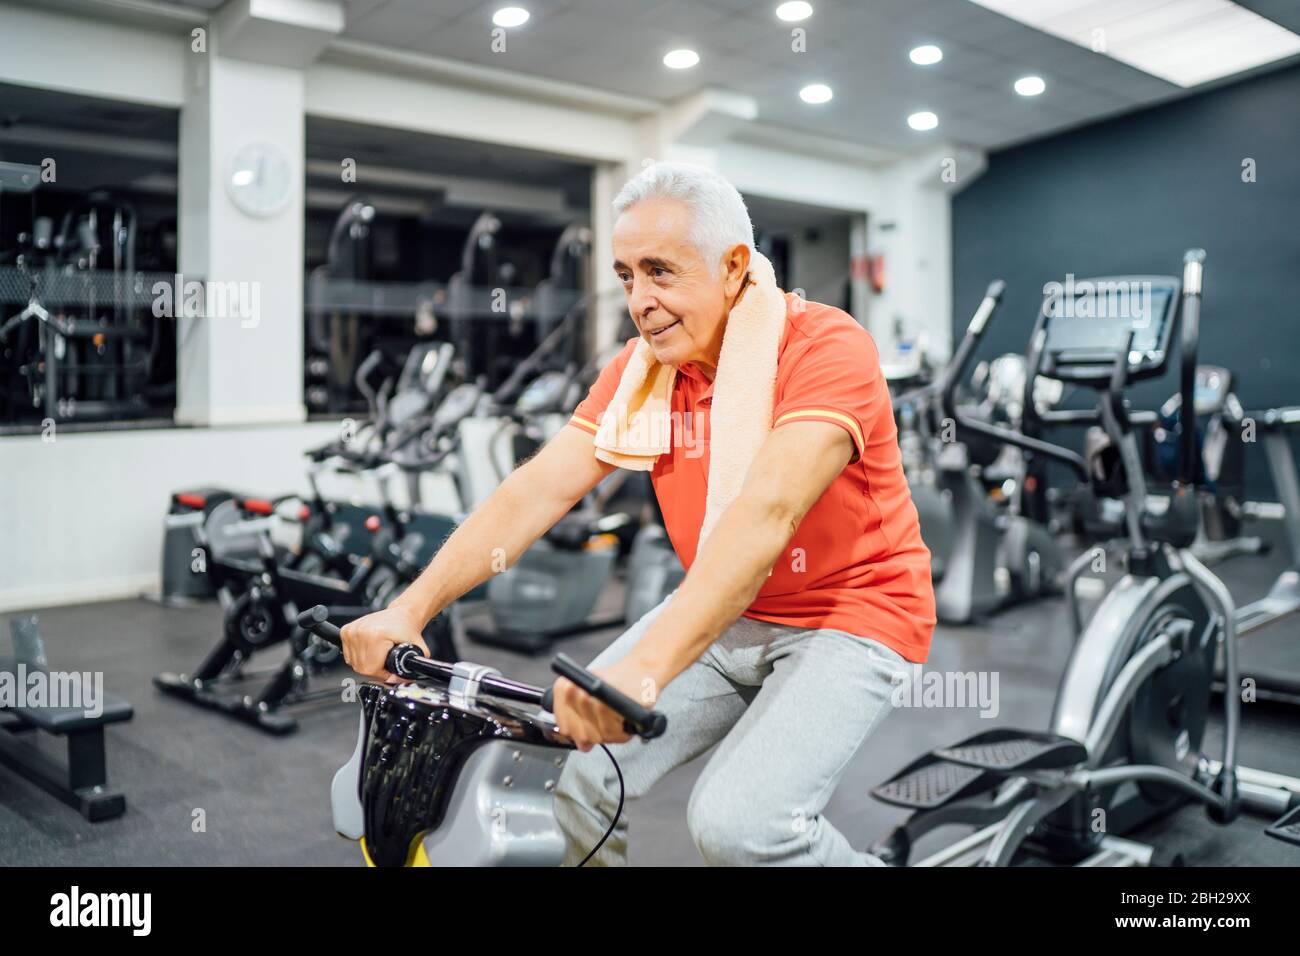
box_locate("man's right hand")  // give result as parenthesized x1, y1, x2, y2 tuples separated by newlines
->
(339, 604, 429, 682)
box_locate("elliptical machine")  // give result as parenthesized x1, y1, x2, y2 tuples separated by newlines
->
(890, 347, 955, 581)
(870, 251, 1300, 865)
(897, 282, 1066, 624)
(306, 198, 377, 415)
(1224, 404, 1300, 709)
(1147, 365, 1264, 564)
(154, 343, 458, 606)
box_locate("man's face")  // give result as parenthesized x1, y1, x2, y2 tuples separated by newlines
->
(612, 197, 745, 370)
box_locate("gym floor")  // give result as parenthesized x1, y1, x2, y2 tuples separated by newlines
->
(3, 522, 1298, 867)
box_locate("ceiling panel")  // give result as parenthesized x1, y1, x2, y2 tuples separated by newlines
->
(133, 0, 1300, 154)
(344, 0, 459, 47)
(345, 0, 389, 21)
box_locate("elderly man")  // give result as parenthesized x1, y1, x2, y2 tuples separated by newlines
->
(340, 162, 935, 866)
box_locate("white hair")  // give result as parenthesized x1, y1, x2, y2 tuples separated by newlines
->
(612, 162, 755, 275)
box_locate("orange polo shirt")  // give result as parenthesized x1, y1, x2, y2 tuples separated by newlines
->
(569, 294, 935, 663)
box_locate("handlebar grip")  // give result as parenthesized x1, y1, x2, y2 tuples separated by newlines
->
(1182, 248, 1205, 295)
(539, 684, 646, 738)
(296, 605, 422, 677)
(545, 653, 667, 740)
(304, 440, 339, 462)
(967, 280, 1006, 337)
(296, 605, 342, 647)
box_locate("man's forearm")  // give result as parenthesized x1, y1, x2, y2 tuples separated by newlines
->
(389, 463, 579, 625)
(628, 495, 798, 688)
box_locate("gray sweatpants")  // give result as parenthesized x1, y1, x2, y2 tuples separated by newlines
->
(553, 595, 913, 866)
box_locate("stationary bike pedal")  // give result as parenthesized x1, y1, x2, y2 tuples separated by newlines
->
(871, 753, 997, 810)
(1265, 804, 1300, 846)
(934, 728, 1088, 774)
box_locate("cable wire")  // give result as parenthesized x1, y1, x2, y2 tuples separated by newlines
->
(577, 744, 625, 867)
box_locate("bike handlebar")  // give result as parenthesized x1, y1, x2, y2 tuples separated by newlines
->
(295, 605, 667, 740)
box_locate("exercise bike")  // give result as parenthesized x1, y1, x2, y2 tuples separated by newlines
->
(154, 454, 456, 734)
(297, 605, 666, 867)
(870, 251, 1300, 865)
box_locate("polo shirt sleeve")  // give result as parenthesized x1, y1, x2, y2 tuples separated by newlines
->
(771, 319, 886, 463)
(568, 337, 639, 436)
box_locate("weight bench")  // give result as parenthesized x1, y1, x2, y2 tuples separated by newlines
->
(0, 617, 133, 821)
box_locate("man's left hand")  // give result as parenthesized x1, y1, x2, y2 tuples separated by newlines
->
(550, 657, 662, 751)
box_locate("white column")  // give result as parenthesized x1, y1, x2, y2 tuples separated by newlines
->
(176, 46, 305, 424)
(175, 0, 343, 426)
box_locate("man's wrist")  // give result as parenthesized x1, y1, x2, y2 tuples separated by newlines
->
(388, 596, 431, 631)
(624, 644, 682, 699)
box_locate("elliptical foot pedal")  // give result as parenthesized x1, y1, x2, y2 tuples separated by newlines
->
(1265, 804, 1300, 846)
(871, 752, 997, 810)
(935, 728, 1088, 774)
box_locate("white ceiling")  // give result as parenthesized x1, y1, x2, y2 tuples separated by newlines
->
(114, 0, 1300, 153)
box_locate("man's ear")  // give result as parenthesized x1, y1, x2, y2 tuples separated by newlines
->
(722, 243, 752, 297)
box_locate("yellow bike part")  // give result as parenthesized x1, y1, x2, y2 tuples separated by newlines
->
(360, 836, 431, 868)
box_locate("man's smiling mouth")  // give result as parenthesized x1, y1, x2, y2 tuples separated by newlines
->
(646, 319, 681, 338)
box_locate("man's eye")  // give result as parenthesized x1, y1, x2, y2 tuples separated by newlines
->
(651, 267, 667, 278)
(618, 273, 632, 283)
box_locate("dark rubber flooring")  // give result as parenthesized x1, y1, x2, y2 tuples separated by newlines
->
(2, 524, 1298, 867)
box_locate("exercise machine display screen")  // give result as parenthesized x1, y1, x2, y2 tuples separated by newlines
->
(1040, 277, 1179, 383)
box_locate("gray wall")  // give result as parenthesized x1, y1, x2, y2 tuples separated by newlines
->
(790, 217, 852, 312)
(953, 63, 1300, 500)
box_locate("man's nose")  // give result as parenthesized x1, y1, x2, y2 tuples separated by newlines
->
(628, 278, 657, 322)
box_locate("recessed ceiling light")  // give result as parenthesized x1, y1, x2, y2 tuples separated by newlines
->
(776, 1, 813, 22)
(492, 7, 529, 28)
(909, 44, 943, 65)
(663, 49, 700, 69)
(1014, 75, 1046, 96)
(907, 110, 938, 131)
(799, 83, 833, 104)
(966, 0, 1300, 87)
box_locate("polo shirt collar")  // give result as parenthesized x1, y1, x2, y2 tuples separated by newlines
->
(675, 361, 716, 402)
